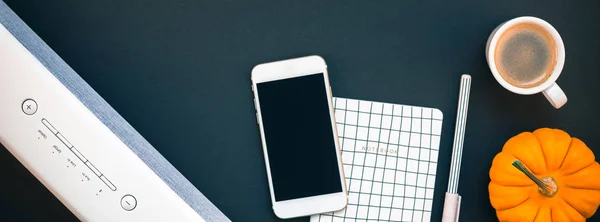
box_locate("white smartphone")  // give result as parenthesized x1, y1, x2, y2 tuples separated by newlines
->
(251, 55, 348, 219)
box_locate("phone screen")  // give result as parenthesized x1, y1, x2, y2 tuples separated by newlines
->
(256, 73, 342, 201)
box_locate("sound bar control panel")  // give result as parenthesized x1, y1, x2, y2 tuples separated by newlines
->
(0, 23, 205, 221)
(42, 118, 117, 191)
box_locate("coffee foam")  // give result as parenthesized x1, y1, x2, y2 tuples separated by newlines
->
(494, 23, 557, 88)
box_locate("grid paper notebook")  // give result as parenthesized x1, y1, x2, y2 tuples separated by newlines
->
(311, 97, 443, 222)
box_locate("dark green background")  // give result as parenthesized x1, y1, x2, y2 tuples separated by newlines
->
(1, 0, 600, 221)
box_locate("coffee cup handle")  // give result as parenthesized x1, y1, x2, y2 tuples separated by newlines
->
(542, 83, 567, 109)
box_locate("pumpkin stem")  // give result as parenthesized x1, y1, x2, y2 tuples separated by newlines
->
(512, 160, 558, 197)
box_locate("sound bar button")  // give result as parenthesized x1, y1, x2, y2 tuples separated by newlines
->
(85, 162, 101, 177)
(121, 195, 137, 211)
(71, 147, 87, 163)
(42, 119, 58, 135)
(22, 99, 37, 115)
(56, 133, 73, 148)
(100, 175, 117, 191)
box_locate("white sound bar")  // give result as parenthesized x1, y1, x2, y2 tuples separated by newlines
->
(0, 2, 229, 221)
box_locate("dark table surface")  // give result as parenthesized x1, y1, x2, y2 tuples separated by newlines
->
(2, 0, 600, 221)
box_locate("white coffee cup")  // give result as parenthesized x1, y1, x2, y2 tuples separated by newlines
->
(486, 16, 567, 109)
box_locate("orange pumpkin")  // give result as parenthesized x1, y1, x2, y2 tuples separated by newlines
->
(489, 128, 600, 221)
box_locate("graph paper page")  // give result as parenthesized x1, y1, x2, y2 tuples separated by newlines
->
(310, 98, 443, 222)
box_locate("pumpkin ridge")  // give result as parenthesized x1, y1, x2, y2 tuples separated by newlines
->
(558, 137, 574, 169)
(499, 196, 532, 211)
(533, 133, 549, 172)
(498, 184, 536, 188)
(563, 196, 588, 219)
(533, 205, 542, 221)
(562, 162, 594, 177)
(566, 185, 600, 191)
